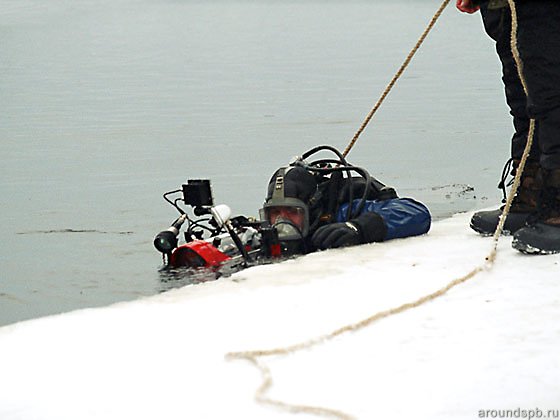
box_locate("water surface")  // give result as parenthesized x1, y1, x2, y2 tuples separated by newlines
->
(0, 0, 512, 325)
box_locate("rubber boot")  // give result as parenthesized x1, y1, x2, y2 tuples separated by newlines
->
(513, 169, 560, 254)
(470, 159, 541, 236)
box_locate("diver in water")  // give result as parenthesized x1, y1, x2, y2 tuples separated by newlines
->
(155, 145, 432, 271)
(260, 146, 431, 255)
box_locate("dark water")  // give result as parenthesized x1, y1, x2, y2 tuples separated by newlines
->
(0, 0, 512, 326)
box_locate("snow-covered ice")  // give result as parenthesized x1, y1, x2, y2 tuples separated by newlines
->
(0, 212, 559, 420)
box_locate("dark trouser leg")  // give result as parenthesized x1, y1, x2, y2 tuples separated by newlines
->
(510, 2, 560, 253)
(469, 4, 544, 236)
(516, 1, 560, 170)
(480, 4, 540, 161)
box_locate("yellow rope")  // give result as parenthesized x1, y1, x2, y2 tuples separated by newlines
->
(225, 264, 486, 420)
(226, 1, 535, 418)
(487, 122, 535, 262)
(488, 0, 535, 261)
(342, 0, 452, 158)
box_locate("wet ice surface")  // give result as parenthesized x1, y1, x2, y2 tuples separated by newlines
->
(1, 0, 510, 325)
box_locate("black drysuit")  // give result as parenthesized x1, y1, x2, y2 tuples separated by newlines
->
(477, 1, 560, 169)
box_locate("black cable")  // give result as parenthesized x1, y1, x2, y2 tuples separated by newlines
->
(163, 190, 185, 215)
(187, 217, 218, 238)
(301, 164, 372, 221)
(301, 145, 348, 166)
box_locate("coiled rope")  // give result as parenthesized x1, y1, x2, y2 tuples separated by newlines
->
(226, 1, 535, 418)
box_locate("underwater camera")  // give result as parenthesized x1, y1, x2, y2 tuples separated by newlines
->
(182, 179, 213, 207)
(154, 179, 281, 272)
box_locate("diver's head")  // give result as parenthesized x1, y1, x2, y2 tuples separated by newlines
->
(261, 166, 319, 252)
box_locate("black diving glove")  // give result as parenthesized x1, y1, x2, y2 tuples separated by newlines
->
(311, 222, 362, 250)
(311, 212, 387, 250)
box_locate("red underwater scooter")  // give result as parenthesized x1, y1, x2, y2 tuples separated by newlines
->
(154, 179, 282, 272)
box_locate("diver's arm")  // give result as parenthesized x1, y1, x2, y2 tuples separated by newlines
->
(335, 198, 431, 242)
(311, 212, 386, 250)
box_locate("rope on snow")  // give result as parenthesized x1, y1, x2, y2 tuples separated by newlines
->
(226, 1, 535, 418)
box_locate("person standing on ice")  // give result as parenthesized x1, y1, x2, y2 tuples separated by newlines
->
(260, 153, 431, 254)
(457, 0, 560, 254)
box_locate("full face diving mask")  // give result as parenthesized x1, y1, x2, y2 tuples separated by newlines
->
(260, 167, 311, 241)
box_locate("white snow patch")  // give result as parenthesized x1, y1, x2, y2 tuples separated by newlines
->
(1, 212, 559, 420)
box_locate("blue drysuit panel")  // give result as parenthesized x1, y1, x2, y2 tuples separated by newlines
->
(336, 198, 431, 240)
